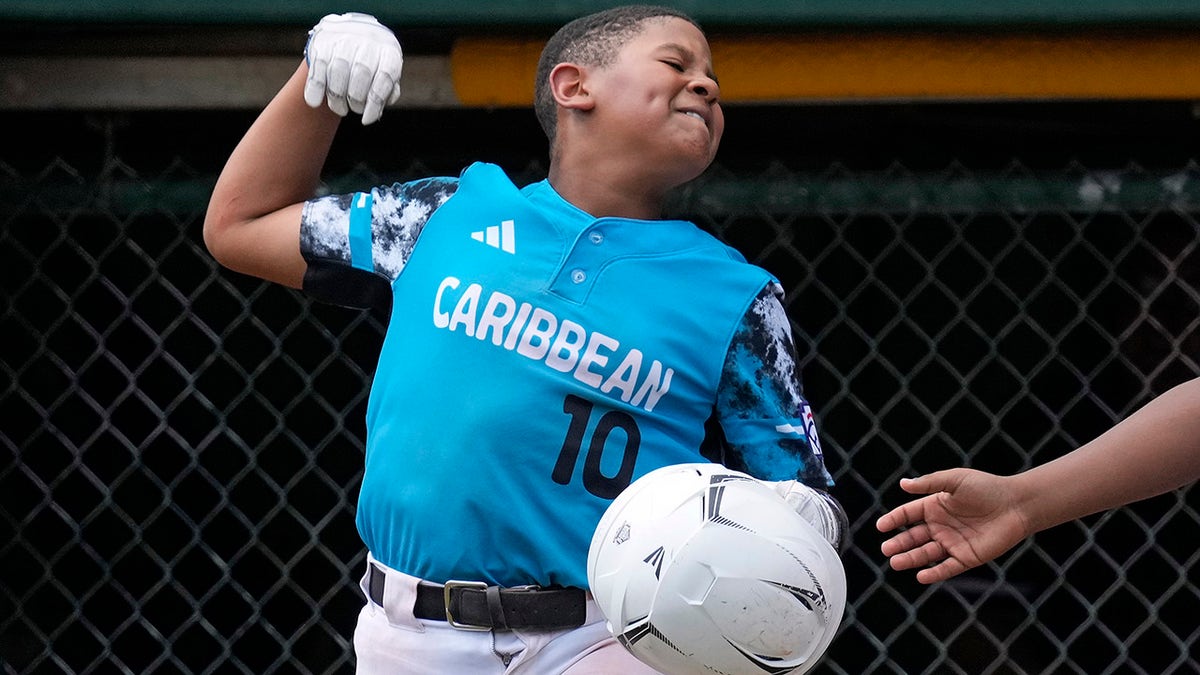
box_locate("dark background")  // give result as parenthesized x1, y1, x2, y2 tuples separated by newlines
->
(3, 100, 1199, 673)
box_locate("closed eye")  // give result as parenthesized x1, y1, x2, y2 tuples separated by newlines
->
(661, 60, 685, 72)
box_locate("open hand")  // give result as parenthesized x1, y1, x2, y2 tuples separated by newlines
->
(876, 468, 1031, 583)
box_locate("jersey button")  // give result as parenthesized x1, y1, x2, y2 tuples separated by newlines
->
(571, 269, 587, 283)
(589, 231, 605, 245)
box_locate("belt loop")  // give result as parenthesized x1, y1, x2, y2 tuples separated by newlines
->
(368, 564, 386, 608)
(365, 557, 425, 631)
(485, 585, 508, 630)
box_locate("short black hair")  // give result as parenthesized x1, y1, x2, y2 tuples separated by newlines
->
(533, 5, 702, 144)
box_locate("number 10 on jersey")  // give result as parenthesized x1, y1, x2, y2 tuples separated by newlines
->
(552, 394, 641, 499)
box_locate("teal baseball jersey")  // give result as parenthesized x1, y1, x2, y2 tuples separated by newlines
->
(300, 162, 833, 588)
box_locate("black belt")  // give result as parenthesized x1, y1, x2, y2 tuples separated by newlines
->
(368, 563, 587, 631)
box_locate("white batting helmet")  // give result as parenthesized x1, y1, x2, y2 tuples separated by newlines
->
(587, 463, 846, 675)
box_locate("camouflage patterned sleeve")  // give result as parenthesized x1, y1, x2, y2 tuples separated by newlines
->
(299, 176, 459, 311)
(713, 282, 835, 488)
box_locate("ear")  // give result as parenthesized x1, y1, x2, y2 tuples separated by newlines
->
(549, 62, 595, 111)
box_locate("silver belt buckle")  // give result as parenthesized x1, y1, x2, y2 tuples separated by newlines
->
(443, 580, 490, 631)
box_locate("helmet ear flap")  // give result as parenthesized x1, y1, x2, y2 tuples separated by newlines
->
(588, 463, 847, 675)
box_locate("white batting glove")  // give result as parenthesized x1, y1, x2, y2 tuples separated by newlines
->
(769, 480, 849, 553)
(303, 12, 403, 125)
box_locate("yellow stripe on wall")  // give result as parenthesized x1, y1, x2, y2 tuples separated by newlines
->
(450, 38, 543, 107)
(451, 31, 1200, 106)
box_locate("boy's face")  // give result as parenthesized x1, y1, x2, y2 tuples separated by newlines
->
(587, 17, 723, 185)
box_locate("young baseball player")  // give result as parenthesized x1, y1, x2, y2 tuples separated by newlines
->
(204, 5, 845, 673)
(877, 376, 1200, 584)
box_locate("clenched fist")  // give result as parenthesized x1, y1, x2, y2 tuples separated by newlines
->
(304, 12, 403, 125)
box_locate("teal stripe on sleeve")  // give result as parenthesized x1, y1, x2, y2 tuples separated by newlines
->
(349, 191, 374, 271)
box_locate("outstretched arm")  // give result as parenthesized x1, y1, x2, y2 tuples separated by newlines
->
(877, 377, 1200, 583)
(875, 469, 1030, 583)
(203, 13, 403, 287)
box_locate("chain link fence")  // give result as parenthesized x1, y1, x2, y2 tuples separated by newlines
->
(3, 105, 1199, 674)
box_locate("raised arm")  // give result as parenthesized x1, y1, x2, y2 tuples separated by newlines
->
(203, 64, 338, 287)
(203, 13, 403, 288)
(877, 376, 1200, 583)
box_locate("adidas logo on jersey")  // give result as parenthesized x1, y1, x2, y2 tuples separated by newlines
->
(470, 219, 516, 254)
